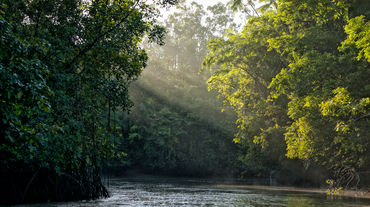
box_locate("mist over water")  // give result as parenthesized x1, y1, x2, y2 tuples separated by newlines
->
(13, 177, 370, 207)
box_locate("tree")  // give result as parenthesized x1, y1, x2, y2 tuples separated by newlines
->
(203, 0, 370, 187)
(0, 0, 176, 204)
(227, 0, 277, 14)
(268, 0, 370, 187)
(202, 11, 290, 177)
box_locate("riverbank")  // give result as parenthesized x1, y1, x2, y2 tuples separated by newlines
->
(209, 184, 370, 200)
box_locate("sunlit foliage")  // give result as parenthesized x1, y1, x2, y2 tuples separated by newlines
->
(204, 0, 370, 187)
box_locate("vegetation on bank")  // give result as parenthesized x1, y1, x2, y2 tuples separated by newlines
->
(0, 0, 369, 205)
(203, 0, 370, 189)
(0, 0, 176, 204)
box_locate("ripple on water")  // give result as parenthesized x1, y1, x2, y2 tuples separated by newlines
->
(11, 178, 370, 207)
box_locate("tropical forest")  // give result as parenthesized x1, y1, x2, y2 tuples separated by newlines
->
(0, 0, 369, 206)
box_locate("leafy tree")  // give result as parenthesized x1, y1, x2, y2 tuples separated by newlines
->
(268, 0, 370, 187)
(203, 0, 370, 187)
(0, 12, 53, 170)
(0, 0, 176, 204)
(202, 11, 290, 177)
(227, 0, 277, 14)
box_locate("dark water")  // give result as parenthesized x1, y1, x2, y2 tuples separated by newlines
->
(13, 177, 370, 207)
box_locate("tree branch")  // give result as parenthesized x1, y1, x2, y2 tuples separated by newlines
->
(65, 0, 140, 71)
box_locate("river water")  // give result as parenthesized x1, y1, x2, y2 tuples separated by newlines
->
(13, 176, 370, 207)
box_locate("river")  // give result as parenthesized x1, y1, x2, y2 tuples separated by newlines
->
(13, 176, 370, 207)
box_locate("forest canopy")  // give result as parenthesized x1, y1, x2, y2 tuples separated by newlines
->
(0, 0, 369, 205)
(203, 0, 370, 188)
(0, 0, 177, 204)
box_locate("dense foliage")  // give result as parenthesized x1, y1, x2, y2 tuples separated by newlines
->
(1, 0, 369, 204)
(119, 1, 330, 185)
(0, 0, 176, 204)
(204, 0, 370, 188)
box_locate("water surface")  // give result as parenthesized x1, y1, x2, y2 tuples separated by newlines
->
(14, 177, 370, 207)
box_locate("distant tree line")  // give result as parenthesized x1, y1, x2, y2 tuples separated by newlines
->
(111, 1, 240, 176)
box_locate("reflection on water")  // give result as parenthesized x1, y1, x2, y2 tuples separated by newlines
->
(13, 177, 370, 207)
